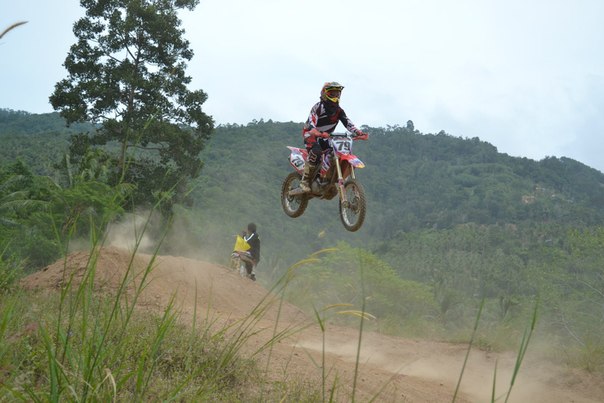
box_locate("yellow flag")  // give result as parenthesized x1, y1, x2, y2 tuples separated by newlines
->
(233, 235, 250, 252)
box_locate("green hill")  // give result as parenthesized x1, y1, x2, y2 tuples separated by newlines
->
(185, 120, 604, 260)
(2, 110, 604, 262)
(0, 109, 94, 175)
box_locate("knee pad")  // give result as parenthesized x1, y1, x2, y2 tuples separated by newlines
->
(308, 149, 320, 164)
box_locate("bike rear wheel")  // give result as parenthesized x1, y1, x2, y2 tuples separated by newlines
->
(339, 179, 366, 232)
(281, 172, 309, 218)
(230, 255, 240, 270)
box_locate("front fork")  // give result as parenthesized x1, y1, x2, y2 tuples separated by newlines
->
(335, 158, 355, 207)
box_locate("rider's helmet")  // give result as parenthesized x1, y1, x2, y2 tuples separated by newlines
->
(321, 82, 344, 104)
(247, 223, 257, 233)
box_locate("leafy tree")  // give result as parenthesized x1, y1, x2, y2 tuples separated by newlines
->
(50, 0, 213, 212)
(0, 160, 127, 269)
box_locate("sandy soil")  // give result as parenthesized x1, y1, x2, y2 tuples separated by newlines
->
(21, 247, 604, 402)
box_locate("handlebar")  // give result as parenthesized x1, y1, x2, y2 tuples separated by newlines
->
(329, 132, 369, 141)
(309, 130, 369, 141)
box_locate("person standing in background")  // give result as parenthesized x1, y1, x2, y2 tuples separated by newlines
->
(241, 223, 260, 280)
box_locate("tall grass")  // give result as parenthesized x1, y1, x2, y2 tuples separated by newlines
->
(453, 298, 485, 402)
(0, 212, 323, 401)
(452, 297, 539, 403)
(310, 302, 378, 402)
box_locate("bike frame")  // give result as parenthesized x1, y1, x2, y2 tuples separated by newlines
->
(287, 134, 365, 183)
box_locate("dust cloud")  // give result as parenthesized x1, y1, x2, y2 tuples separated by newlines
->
(104, 211, 159, 253)
(103, 210, 218, 265)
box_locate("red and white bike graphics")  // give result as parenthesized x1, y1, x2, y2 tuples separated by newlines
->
(280, 132, 368, 232)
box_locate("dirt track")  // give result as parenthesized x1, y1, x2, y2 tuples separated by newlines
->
(22, 247, 604, 402)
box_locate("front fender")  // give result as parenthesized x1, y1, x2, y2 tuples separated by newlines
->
(339, 154, 365, 169)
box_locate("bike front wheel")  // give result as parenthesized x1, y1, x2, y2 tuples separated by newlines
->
(339, 179, 366, 232)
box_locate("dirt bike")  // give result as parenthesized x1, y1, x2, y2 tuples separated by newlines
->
(230, 250, 256, 281)
(280, 132, 368, 232)
(230, 235, 256, 281)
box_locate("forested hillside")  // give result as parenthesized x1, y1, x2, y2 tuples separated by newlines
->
(185, 118, 604, 260)
(2, 109, 604, 259)
(0, 109, 93, 175)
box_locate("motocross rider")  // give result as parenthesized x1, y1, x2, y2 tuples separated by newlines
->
(300, 82, 367, 193)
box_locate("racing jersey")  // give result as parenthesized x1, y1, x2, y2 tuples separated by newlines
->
(302, 101, 360, 143)
(244, 232, 260, 263)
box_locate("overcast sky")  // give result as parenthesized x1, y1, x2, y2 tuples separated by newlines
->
(2, 0, 603, 173)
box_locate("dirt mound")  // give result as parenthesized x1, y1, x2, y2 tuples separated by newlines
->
(21, 246, 306, 323)
(21, 247, 604, 402)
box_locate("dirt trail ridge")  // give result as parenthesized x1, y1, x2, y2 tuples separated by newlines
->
(22, 247, 604, 402)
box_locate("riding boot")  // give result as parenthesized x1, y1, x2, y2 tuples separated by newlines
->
(299, 160, 317, 193)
